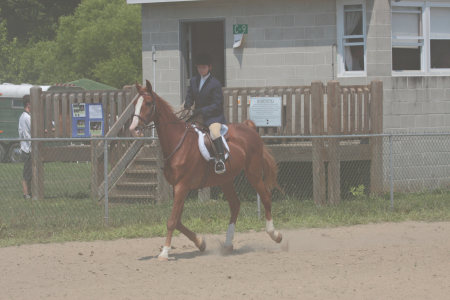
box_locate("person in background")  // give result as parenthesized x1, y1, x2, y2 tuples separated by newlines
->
(18, 95, 32, 199)
(184, 53, 228, 174)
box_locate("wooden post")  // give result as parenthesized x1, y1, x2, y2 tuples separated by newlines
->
(30, 86, 45, 200)
(222, 89, 230, 122)
(285, 88, 293, 135)
(45, 94, 52, 136)
(52, 93, 61, 137)
(327, 81, 341, 204)
(304, 90, 311, 135)
(61, 93, 69, 137)
(311, 81, 325, 205)
(241, 89, 248, 121)
(232, 90, 239, 123)
(370, 80, 383, 195)
(294, 88, 302, 135)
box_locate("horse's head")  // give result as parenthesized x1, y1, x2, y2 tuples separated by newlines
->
(129, 80, 156, 137)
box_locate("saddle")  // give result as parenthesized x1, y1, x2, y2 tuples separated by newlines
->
(192, 123, 230, 161)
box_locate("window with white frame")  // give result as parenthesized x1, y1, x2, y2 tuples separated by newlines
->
(337, 1, 366, 76)
(392, 6, 423, 71)
(392, 2, 450, 74)
(430, 6, 450, 69)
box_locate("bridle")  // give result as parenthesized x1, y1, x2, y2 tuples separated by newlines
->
(131, 90, 193, 163)
(133, 90, 157, 130)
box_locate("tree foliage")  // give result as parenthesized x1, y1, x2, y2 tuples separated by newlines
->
(0, 19, 19, 83)
(0, 0, 81, 43)
(1, 0, 142, 88)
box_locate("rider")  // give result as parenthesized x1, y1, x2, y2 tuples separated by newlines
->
(184, 53, 227, 174)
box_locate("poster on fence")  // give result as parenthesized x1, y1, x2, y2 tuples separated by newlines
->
(249, 96, 282, 127)
(71, 103, 104, 137)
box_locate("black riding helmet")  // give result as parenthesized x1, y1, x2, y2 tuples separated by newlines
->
(195, 53, 212, 66)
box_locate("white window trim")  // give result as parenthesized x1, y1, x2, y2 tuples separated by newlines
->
(392, 1, 450, 76)
(336, 0, 367, 78)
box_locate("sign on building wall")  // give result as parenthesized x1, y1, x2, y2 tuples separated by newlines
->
(233, 24, 248, 48)
(233, 24, 248, 34)
(71, 103, 104, 137)
(249, 96, 282, 127)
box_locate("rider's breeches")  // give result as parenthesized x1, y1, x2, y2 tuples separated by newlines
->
(209, 123, 221, 140)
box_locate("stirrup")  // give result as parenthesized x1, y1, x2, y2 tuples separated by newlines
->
(215, 159, 226, 174)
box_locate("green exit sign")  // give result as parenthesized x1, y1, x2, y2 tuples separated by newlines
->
(233, 24, 248, 34)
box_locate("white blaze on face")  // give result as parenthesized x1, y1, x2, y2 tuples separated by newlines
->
(129, 96, 144, 133)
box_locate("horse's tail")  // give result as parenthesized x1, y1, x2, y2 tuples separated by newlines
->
(262, 146, 279, 192)
(243, 119, 283, 193)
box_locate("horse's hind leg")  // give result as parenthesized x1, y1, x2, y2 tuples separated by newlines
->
(245, 168, 282, 244)
(221, 181, 241, 251)
(176, 222, 206, 252)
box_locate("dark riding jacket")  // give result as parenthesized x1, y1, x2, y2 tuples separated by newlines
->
(184, 74, 227, 127)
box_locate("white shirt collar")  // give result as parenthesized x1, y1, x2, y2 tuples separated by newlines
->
(201, 73, 210, 81)
(199, 73, 210, 90)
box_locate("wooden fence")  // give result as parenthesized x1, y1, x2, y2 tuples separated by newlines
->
(222, 80, 383, 204)
(30, 80, 383, 204)
(222, 80, 381, 136)
(29, 86, 138, 200)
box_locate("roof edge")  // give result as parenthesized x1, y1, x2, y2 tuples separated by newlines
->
(127, 0, 202, 4)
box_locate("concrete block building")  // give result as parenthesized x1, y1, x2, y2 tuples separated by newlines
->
(128, 0, 450, 191)
(128, 0, 450, 133)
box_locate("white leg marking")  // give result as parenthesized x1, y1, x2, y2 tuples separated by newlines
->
(266, 219, 281, 241)
(224, 223, 235, 247)
(158, 246, 171, 260)
(266, 219, 275, 232)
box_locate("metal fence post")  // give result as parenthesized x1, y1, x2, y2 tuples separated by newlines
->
(389, 135, 394, 210)
(257, 194, 261, 219)
(104, 138, 109, 225)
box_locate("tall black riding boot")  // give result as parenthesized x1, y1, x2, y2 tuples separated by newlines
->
(212, 137, 226, 174)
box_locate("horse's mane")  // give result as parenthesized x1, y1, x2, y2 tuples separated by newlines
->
(154, 93, 180, 123)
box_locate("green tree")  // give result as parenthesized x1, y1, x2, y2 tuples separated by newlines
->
(13, 0, 142, 88)
(53, 0, 142, 87)
(0, 19, 19, 83)
(0, 0, 81, 43)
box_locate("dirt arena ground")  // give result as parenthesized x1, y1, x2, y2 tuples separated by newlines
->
(1, 221, 449, 300)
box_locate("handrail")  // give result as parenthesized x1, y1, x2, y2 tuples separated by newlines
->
(105, 93, 139, 138)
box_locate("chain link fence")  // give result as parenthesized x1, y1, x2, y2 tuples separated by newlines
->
(1, 133, 449, 240)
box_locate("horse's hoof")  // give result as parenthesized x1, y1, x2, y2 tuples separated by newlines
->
(275, 232, 283, 243)
(197, 237, 206, 252)
(157, 255, 169, 261)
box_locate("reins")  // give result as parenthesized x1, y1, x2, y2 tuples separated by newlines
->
(162, 125, 190, 163)
(132, 92, 195, 163)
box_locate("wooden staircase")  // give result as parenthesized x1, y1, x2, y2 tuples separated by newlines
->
(91, 87, 171, 203)
(108, 144, 160, 203)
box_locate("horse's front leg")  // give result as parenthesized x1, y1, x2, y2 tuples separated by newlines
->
(221, 181, 240, 253)
(158, 184, 189, 261)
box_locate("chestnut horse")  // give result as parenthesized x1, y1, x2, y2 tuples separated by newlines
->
(129, 80, 282, 261)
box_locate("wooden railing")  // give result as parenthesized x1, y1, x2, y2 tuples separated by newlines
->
(222, 80, 382, 137)
(30, 80, 383, 203)
(30, 85, 139, 200)
(39, 88, 135, 139)
(223, 80, 383, 205)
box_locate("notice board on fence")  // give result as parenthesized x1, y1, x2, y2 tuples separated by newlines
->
(71, 103, 104, 137)
(249, 96, 282, 127)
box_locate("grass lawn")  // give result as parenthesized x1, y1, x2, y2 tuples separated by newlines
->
(1, 162, 450, 247)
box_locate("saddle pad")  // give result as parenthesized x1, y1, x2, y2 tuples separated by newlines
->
(193, 124, 230, 161)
